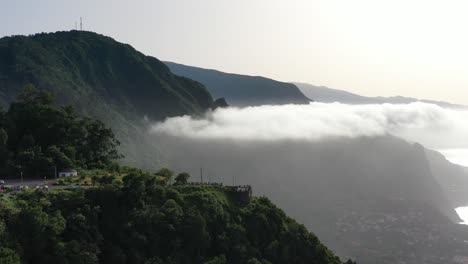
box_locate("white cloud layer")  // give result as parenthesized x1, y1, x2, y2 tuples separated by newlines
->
(152, 102, 468, 149)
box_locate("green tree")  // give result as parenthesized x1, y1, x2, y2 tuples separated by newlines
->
(156, 168, 174, 185)
(47, 146, 74, 169)
(0, 85, 122, 178)
(78, 119, 121, 168)
(0, 248, 20, 264)
(156, 168, 174, 178)
(175, 172, 190, 185)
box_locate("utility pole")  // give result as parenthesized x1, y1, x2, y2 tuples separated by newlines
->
(54, 165, 57, 180)
(200, 167, 203, 184)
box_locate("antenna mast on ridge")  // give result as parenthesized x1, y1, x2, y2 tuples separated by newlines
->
(80, 17, 83, 31)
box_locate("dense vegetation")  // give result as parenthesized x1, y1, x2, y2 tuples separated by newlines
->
(165, 62, 311, 107)
(0, 171, 352, 264)
(0, 86, 120, 178)
(0, 31, 218, 169)
(0, 31, 215, 119)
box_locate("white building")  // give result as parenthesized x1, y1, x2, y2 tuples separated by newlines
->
(58, 168, 78, 178)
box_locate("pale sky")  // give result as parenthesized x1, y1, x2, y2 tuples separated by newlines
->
(2, 0, 468, 104)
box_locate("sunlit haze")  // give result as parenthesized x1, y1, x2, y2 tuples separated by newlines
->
(2, 0, 468, 104)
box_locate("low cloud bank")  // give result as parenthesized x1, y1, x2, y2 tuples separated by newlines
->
(152, 102, 468, 149)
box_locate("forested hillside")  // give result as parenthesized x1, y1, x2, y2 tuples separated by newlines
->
(0, 174, 352, 264)
(0, 31, 214, 118)
(0, 31, 215, 169)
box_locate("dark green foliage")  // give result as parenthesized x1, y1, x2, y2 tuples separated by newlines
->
(155, 167, 175, 185)
(0, 31, 214, 120)
(0, 173, 351, 264)
(0, 31, 216, 169)
(174, 172, 190, 185)
(155, 168, 174, 178)
(0, 248, 20, 264)
(0, 86, 121, 177)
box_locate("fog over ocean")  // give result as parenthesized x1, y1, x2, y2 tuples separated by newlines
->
(154, 102, 468, 149)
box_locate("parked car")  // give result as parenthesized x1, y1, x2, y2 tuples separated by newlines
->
(14, 185, 29, 191)
(0, 180, 5, 185)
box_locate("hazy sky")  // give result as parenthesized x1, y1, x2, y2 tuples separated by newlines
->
(2, 0, 468, 104)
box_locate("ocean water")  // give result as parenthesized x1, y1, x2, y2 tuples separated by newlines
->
(456, 207, 468, 225)
(438, 149, 468, 225)
(438, 149, 468, 168)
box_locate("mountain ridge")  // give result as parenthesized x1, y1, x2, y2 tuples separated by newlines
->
(295, 82, 466, 108)
(165, 61, 312, 106)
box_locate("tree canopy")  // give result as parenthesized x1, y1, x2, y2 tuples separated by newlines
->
(0, 171, 353, 264)
(0, 85, 121, 178)
(175, 172, 190, 185)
